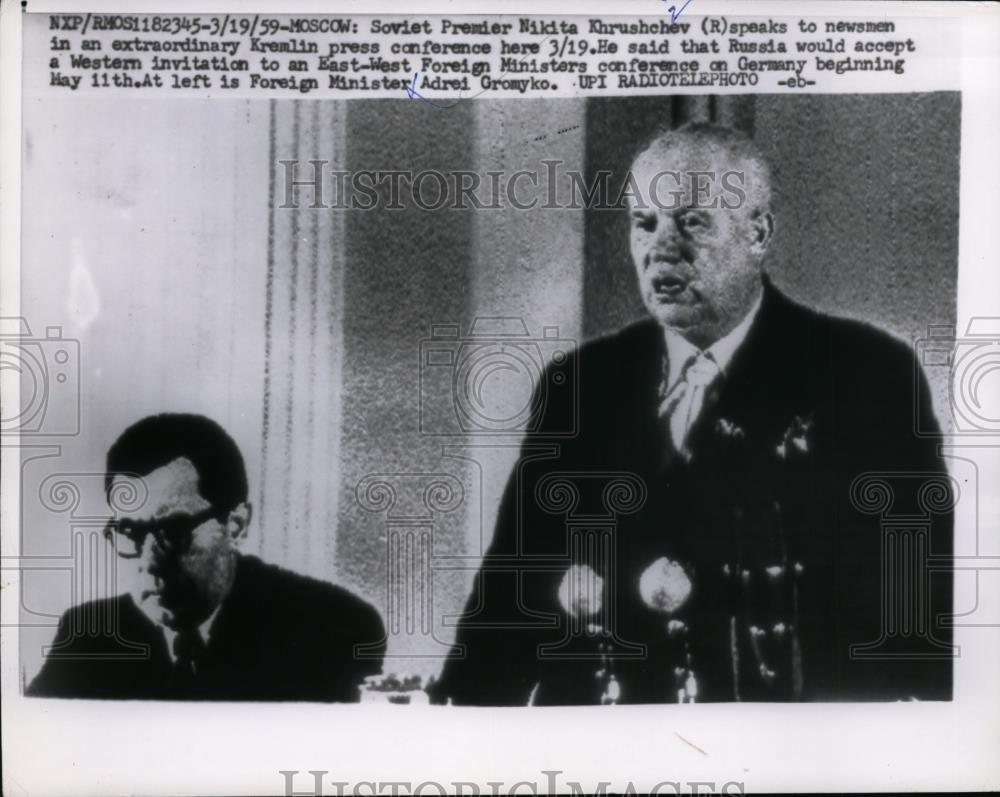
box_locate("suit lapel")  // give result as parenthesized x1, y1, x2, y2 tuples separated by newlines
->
(200, 555, 262, 670)
(607, 319, 669, 475)
(686, 279, 804, 460)
(601, 281, 814, 483)
(116, 594, 171, 661)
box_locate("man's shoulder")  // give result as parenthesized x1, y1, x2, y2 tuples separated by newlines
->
(578, 317, 662, 358)
(235, 556, 382, 627)
(27, 594, 157, 696)
(571, 289, 917, 364)
(55, 594, 143, 634)
(58, 594, 127, 618)
(564, 282, 917, 367)
(767, 281, 918, 367)
(570, 318, 663, 384)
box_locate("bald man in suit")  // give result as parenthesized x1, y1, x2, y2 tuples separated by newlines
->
(433, 123, 953, 705)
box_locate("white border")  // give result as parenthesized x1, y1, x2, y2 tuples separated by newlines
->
(3, 1, 999, 795)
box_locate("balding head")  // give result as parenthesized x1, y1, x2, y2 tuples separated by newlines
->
(631, 123, 773, 215)
(626, 123, 775, 347)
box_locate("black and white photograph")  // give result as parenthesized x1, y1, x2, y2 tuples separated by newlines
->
(3, 2, 999, 794)
(16, 90, 963, 707)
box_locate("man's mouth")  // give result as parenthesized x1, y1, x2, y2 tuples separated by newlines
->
(651, 273, 689, 300)
(140, 588, 166, 605)
(141, 576, 172, 602)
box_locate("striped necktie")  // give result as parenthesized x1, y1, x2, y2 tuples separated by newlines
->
(658, 351, 721, 457)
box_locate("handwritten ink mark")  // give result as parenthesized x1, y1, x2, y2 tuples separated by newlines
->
(403, 27, 612, 110)
(666, 0, 695, 23)
(404, 72, 422, 99)
(403, 71, 463, 110)
(528, 125, 581, 145)
(674, 732, 708, 756)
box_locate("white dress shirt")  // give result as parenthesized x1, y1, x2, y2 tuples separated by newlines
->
(161, 604, 222, 663)
(660, 290, 763, 453)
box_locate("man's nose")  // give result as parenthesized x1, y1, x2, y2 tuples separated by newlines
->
(657, 212, 683, 240)
(138, 534, 169, 572)
(651, 214, 684, 260)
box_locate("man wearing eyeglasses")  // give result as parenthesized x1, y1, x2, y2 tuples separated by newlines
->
(27, 413, 386, 701)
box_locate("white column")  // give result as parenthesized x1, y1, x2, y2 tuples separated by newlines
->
(258, 101, 346, 580)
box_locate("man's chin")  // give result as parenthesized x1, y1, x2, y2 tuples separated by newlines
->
(649, 303, 700, 333)
(133, 592, 184, 628)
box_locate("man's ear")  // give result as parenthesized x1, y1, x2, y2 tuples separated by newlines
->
(225, 501, 252, 543)
(749, 209, 775, 255)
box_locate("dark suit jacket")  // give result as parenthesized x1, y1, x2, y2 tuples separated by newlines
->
(27, 555, 386, 701)
(433, 278, 953, 705)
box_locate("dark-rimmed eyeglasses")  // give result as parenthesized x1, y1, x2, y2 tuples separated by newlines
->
(102, 507, 224, 558)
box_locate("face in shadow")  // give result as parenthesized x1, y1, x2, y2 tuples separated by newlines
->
(107, 457, 249, 630)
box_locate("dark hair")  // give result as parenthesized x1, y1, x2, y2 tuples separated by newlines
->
(105, 413, 248, 511)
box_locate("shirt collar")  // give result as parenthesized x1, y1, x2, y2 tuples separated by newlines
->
(663, 287, 763, 389)
(160, 604, 222, 662)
